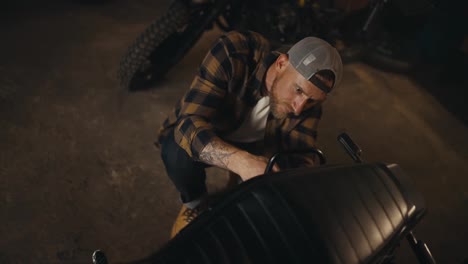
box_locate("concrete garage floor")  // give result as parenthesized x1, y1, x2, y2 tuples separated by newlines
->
(1, 1, 467, 263)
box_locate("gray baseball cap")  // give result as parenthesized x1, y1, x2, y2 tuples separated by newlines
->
(287, 37, 343, 92)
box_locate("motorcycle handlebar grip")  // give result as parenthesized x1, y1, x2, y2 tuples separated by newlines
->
(337, 132, 362, 163)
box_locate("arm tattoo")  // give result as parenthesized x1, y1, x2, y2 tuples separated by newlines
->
(199, 138, 239, 169)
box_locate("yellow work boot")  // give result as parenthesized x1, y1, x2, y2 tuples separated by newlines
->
(170, 205, 202, 238)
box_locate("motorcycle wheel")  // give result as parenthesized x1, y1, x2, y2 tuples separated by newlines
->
(119, 1, 196, 91)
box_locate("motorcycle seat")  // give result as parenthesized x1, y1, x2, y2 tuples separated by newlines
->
(148, 162, 426, 264)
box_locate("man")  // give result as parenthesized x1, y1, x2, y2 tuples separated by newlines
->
(157, 30, 343, 235)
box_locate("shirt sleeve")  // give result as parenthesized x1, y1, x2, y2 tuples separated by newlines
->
(173, 36, 232, 159)
(282, 104, 322, 167)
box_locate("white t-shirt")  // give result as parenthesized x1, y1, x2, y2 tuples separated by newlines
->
(224, 96, 270, 143)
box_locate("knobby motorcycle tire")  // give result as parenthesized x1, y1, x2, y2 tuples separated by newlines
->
(119, 1, 193, 91)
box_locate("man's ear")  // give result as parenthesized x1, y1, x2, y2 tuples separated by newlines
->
(275, 54, 289, 72)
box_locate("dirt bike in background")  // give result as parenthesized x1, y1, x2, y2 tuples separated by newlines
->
(118, 0, 436, 91)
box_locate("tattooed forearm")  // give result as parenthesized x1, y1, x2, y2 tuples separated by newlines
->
(199, 138, 240, 170)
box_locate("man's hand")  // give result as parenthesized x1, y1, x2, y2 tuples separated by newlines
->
(231, 151, 280, 181)
(199, 137, 279, 182)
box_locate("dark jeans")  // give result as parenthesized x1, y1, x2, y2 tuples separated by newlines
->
(160, 131, 209, 203)
(160, 129, 264, 204)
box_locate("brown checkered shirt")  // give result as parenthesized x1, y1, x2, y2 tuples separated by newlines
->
(157, 31, 322, 166)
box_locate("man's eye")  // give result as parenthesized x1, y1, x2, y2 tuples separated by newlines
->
(295, 87, 302, 94)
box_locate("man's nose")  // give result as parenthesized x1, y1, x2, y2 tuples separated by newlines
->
(292, 96, 307, 115)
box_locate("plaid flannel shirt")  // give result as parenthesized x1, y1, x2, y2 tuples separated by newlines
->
(157, 31, 322, 167)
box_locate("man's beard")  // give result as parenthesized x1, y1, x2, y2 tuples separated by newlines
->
(269, 76, 288, 119)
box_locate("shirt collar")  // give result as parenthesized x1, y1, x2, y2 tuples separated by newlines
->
(251, 51, 280, 101)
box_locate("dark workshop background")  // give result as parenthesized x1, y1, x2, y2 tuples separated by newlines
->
(1, 0, 467, 263)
